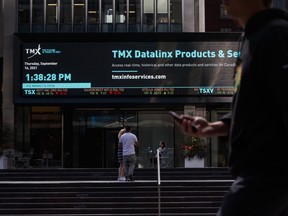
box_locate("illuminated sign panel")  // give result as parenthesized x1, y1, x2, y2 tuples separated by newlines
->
(14, 33, 241, 104)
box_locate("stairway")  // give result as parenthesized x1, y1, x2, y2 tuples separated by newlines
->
(0, 168, 234, 216)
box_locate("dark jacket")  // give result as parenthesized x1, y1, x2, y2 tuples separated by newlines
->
(222, 8, 288, 178)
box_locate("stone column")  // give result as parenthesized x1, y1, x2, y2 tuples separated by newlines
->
(2, 0, 16, 148)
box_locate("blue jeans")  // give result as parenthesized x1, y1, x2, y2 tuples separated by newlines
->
(123, 154, 136, 177)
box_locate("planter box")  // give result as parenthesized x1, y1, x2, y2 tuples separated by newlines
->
(0, 156, 8, 169)
(184, 157, 204, 168)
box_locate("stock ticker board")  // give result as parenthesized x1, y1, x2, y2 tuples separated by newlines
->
(14, 33, 240, 104)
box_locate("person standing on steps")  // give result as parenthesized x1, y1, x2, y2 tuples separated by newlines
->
(118, 126, 139, 181)
(174, 0, 288, 215)
(117, 127, 126, 181)
(150, 140, 167, 167)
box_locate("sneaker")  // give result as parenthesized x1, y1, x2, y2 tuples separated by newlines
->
(119, 176, 126, 181)
(125, 175, 134, 182)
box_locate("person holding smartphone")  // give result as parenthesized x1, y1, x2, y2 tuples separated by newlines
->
(173, 0, 288, 215)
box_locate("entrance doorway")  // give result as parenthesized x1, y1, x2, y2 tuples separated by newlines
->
(15, 106, 230, 169)
(70, 110, 137, 168)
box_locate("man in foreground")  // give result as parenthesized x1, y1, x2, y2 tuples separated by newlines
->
(175, 0, 288, 215)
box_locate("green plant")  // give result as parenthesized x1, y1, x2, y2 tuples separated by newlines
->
(180, 136, 207, 159)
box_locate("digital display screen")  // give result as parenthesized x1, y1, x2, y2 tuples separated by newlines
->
(14, 33, 241, 104)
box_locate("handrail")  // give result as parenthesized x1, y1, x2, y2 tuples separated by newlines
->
(156, 149, 161, 185)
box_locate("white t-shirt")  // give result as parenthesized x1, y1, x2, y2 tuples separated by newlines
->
(119, 132, 138, 156)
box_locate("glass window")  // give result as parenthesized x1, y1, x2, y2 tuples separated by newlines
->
(156, 0, 168, 32)
(143, 0, 155, 32)
(32, 0, 44, 32)
(102, 0, 113, 32)
(115, 0, 127, 32)
(60, 0, 72, 32)
(88, 0, 100, 32)
(72, 111, 137, 168)
(15, 106, 62, 168)
(138, 111, 175, 168)
(47, 0, 58, 24)
(157, 0, 168, 13)
(18, 0, 30, 32)
(170, 0, 182, 32)
(116, 0, 126, 23)
(46, 0, 58, 32)
(74, 0, 85, 32)
(30, 106, 62, 168)
(128, 0, 141, 32)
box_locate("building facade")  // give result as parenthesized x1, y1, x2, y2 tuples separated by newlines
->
(0, 0, 286, 169)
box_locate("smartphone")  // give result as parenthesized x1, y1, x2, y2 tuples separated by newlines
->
(169, 111, 198, 132)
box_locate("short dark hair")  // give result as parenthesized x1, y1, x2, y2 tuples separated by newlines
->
(263, 0, 273, 7)
(160, 141, 166, 147)
(125, 126, 131, 131)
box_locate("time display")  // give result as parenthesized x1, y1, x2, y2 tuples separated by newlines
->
(14, 32, 241, 104)
(25, 73, 72, 82)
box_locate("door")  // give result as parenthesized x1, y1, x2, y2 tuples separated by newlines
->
(71, 110, 137, 168)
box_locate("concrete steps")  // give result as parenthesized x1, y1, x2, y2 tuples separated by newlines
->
(0, 167, 233, 181)
(0, 168, 233, 216)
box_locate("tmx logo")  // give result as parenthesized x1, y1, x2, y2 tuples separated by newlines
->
(25, 44, 41, 59)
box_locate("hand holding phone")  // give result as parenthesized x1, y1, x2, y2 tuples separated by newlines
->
(169, 111, 198, 132)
